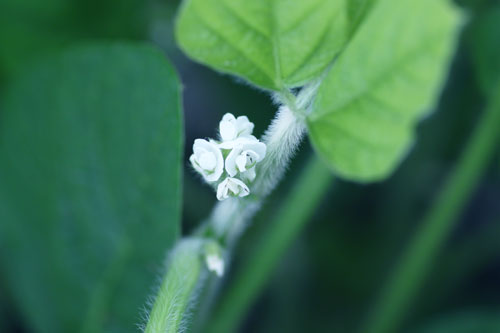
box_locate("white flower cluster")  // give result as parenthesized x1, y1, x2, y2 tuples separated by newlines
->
(190, 113, 266, 201)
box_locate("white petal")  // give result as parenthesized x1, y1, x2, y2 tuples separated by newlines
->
(235, 154, 247, 172)
(193, 138, 210, 156)
(220, 120, 237, 142)
(222, 113, 236, 122)
(192, 139, 224, 182)
(190, 154, 204, 175)
(206, 254, 224, 277)
(241, 167, 256, 182)
(217, 179, 230, 201)
(224, 146, 241, 177)
(240, 140, 266, 161)
(237, 135, 258, 142)
(219, 140, 237, 150)
(216, 177, 250, 200)
(236, 115, 254, 136)
(230, 178, 250, 197)
(198, 152, 216, 170)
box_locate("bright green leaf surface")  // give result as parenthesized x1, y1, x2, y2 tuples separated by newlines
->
(0, 43, 182, 332)
(176, 0, 348, 90)
(347, 0, 376, 37)
(308, 0, 461, 182)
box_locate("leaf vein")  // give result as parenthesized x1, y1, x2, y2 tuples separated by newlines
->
(311, 33, 450, 122)
(192, 4, 276, 84)
(285, 2, 341, 82)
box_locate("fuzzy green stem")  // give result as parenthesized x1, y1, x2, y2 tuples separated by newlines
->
(145, 238, 205, 333)
(362, 89, 500, 333)
(145, 88, 317, 332)
(207, 156, 333, 333)
(207, 102, 308, 244)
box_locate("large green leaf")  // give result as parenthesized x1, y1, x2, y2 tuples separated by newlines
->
(176, 0, 348, 90)
(0, 43, 182, 332)
(307, 0, 461, 182)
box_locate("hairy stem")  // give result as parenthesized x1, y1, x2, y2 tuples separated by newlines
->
(362, 89, 500, 333)
(253, 105, 307, 197)
(208, 101, 308, 244)
(145, 238, 205, 333)
(146, 91, 312, 331)
(207, 156, 333, 332)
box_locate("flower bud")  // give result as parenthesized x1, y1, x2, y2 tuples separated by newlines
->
(225, 137, 266, 180)
(190, 139, 224, 182)
(216, 177, 250, 201)
(219, 113, 254, 143)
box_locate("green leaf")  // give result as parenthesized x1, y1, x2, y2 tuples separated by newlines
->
(467, 6, 500, 96)
(347, 0, 376, 37)
(0, 43, 182, 332)
(0, 0, 147, 80)
(307, 0, 461, 182)
(175, 0, 348, 90)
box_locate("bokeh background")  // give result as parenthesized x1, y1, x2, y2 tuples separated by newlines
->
(1, 0, 499, 332)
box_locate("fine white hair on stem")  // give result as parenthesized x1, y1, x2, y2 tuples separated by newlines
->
(253, 105, 306, 197)
(208, 98, 307, 241)
(144, 89, 312, 332)
(143, 238, 206, 333)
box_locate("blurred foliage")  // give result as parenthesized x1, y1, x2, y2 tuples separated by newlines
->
(0, 0, 147, 83)
(414, 310, 500, 333)
(0, 43, 182, 331)
(467, 4, 500, 95)
(0, 0, 499, 332)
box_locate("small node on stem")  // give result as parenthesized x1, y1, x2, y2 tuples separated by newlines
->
(203, 241, 225, 277)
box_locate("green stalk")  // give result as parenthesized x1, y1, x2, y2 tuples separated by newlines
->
(362, 89, 500, 333)
(145, 238, 205, 333)
(145, 95, 310, 332)
(207, 156, 333, 333)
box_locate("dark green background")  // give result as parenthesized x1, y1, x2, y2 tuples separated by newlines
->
(1, 0, 499, 332)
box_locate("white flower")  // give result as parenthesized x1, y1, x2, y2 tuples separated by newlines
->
(219, 113, 254, 148)
(205, 254, 224, 277)
(225, 137, 266, 182)
(190, 139, 224, 182)
(191, 113, 266, 200)
(216, 177, 250, 201)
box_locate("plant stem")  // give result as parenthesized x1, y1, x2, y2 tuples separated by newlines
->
(207, 156, 333, 333)
(253, 105, 307, 198)
(145, 238, 205, 333)
(205, 105, 308, 245)
(362, 90, 500, 333)
(145, 95, 311, 332)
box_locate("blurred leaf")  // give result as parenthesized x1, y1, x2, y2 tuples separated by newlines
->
(0, 0, 147, 80)
(0, 43, 182, 332)
(414, 310, 500, 333)
(467, 6, 500, 96)
(307, 0, 461, 182)
(176, 0, 348, 90)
